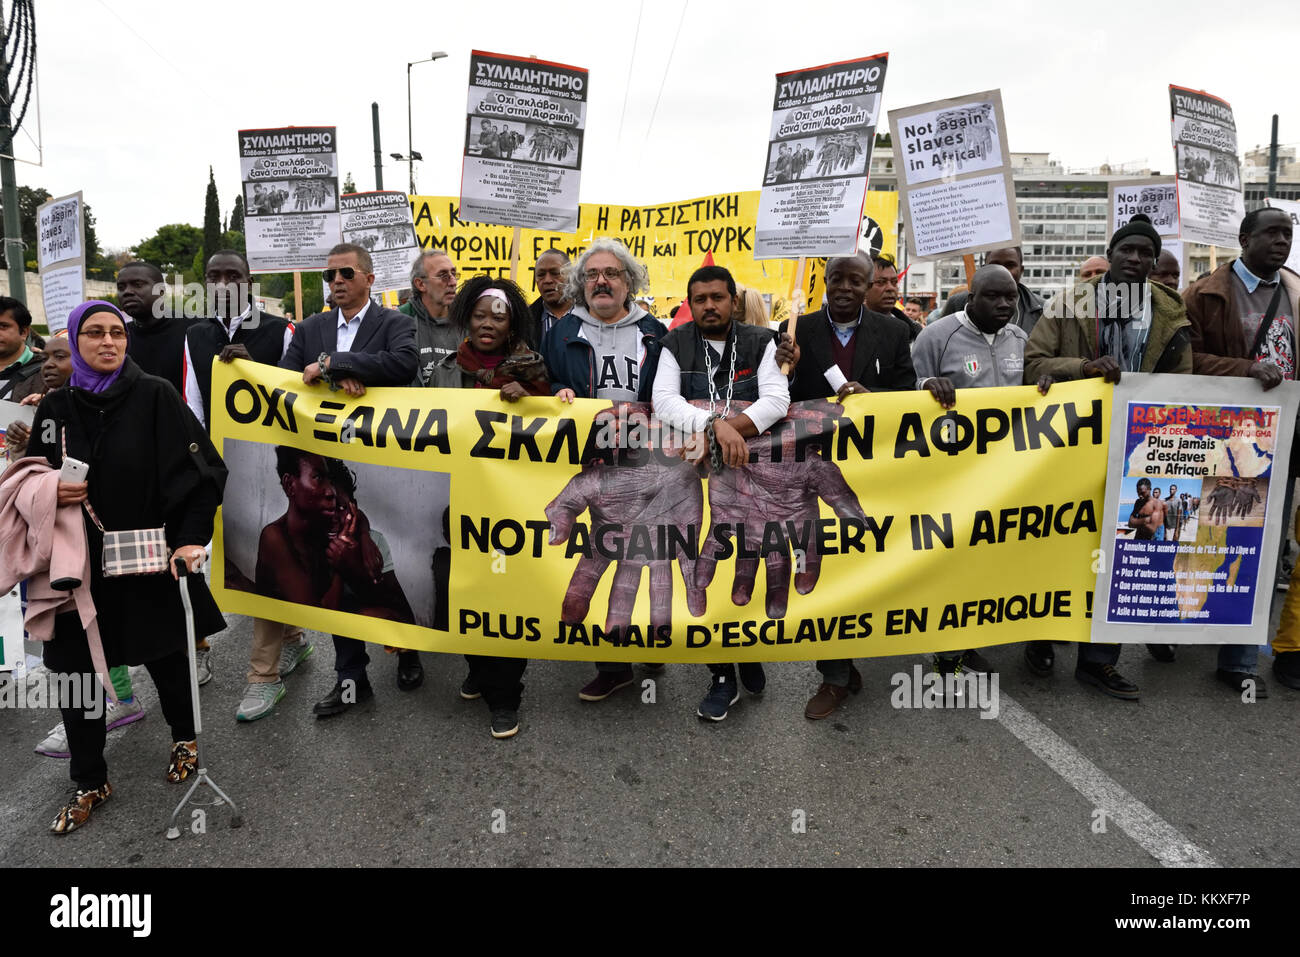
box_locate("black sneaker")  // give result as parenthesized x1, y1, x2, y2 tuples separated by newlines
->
(932, 653, 962, 675)
(460, 673, 481, 700)
(696, 674, 740, 722)
(1024, 641, 1054, 677)
(1274, 651, 1300, 691)
(959, 649, 993, 674)
(1215, 669, 1269, 699)
(1075, 663, 1139, 701)
(738, 662, 766, 694)
(490, 709, 519, 739)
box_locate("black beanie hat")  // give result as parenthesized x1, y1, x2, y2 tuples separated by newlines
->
(1109, 213, 1162, 257)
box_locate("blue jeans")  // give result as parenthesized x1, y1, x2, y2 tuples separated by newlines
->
(1217, 644, 1259, 673)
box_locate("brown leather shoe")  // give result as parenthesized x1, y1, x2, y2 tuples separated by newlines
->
(805, 683, 850, 720)
(805, 663, 863, 720)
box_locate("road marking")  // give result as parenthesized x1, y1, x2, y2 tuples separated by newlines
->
(996, 692, 1218, 868)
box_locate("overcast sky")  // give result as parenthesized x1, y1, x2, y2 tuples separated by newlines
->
(28, 0, 1299, 250)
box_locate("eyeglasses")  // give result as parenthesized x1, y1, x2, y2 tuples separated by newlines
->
(323, 266, 357, 282)
(429, 269, 458, 283)
(79, 326, 127, 341)
(584, 267, 625, 283)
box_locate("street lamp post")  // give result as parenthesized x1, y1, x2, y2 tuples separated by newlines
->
(407, 51, 447, 194)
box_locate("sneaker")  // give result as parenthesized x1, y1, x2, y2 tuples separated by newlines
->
(195, 646, 213, 686)
(1024, 641, 1054, 677)
(167, 740, 198, 782)
(578, 669, 634, 702)
(460, 672, 481, 700)
(1274, 650, 1300, 691)
(278, 640, 314, 677)
(1075, 662, 1140, 701)
(932, 649, 994, 675)
(34, 722, 70, 759)
(1215, 669, 1269, 699)
(49, 782, 112, 834)
(490, 709, 519, 739)
(105, 695, 145, 731)
(738, 662, 766, 694)
(1146, 643, 1176, 663)
(697, 674, 740, 722)
(236, 681, 286, 722)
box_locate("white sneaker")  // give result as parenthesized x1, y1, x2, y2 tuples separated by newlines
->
(196, 646, 213, 686)
(278, 639, 314, 677)
(105, 695, 145, 731)
(236, 681, 285, 722)
(35, 722, 70, 758)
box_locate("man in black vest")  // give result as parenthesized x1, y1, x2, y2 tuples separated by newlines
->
(653, 265, 791, 721)
(280, 242, 419, 716)
(120, 260, 195, 396)
(181, 250, 310, 723)
(780, 252, 916, 720)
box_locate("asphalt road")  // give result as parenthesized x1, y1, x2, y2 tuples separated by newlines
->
(1, 608, 1295, 868)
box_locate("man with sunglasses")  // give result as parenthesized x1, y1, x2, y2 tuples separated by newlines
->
(281, 242, 419, 717)
(400, 250, 461, 386)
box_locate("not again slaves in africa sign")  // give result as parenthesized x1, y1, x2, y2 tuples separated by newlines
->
(213, 362, 1122, 662)
(210, 364, 1294, 660)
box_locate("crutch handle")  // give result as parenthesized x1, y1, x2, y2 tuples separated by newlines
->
(173, 557, 190, 578)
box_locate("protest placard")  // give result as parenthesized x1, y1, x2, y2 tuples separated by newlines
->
(1169, 86, 1245, 249)
(1108, 177, 1180, 239)
(459, 50, 587, 232)
(889, 90, 1019, 261)
(1265, 197, 1300, 275)
(1094, 375, 1299, 642)
(340, 190, 418, 293)
(754, 53, 888, 260)
(239, 126, 341, 273)
(35, 191, 85, 333)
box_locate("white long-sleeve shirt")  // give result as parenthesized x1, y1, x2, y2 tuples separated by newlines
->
(652, 337, 789, 436)
(182, 306, 295, 427)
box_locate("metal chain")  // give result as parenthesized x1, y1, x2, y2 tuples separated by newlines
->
(700, 326, 737, 471)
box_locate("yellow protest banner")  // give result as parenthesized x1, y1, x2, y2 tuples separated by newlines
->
(212, 361, 1107, 662)
(409, 190, 898, 324)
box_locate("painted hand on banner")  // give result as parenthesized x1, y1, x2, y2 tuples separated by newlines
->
(695, 400, 866, 618)
(546, 449, 706, 635)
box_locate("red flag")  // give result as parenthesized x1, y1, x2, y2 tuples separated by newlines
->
(668, 250, 718, 328)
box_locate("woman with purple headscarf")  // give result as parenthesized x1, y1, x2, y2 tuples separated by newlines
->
(24, 301, 228, 834)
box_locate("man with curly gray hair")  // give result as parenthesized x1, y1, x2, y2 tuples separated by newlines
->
(542, 237, 664, 405)
(540, 237, 669, 702)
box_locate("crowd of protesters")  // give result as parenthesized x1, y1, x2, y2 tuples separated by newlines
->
(0, 203, 1296, 835)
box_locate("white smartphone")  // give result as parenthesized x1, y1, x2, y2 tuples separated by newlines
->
(59, 457, 89, 484)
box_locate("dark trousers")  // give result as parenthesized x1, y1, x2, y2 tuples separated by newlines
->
(44, 611, 195, 791)
(464, 655, 526, 710)
(333, 635, 419, 685)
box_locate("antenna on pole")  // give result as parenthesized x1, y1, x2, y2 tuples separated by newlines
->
(0, 1, 37, 302)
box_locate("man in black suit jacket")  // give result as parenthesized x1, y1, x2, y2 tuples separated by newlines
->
(280, 242, 420, 717)
(778, 252, 916, 401)
(778, 252, 915, 722)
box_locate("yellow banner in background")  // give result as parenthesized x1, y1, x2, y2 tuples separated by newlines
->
(409, 190, 897, 324)
(211, 361, 1107, 663)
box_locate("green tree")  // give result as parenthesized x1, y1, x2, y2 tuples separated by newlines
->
(280, 272, 324, 319)
(230, 194, 244, 233)
(202, 166, 222, 267)
(219, 229, 245, 254)
(133, 223, 203, 277)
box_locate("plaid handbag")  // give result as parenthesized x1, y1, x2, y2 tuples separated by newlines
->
(61, 428, 169, 577)
(82, 501, 170, 577)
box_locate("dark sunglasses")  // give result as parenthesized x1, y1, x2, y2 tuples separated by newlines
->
(323, 266, 357, 282)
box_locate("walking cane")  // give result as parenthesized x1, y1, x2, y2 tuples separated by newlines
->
(166, 557, 242, 839)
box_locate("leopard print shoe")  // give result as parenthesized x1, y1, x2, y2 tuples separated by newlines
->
(49, 782, 112, 834)
(167, 740, 197, 783)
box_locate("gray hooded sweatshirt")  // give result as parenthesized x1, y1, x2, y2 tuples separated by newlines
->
(573, 302, 651, 401)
